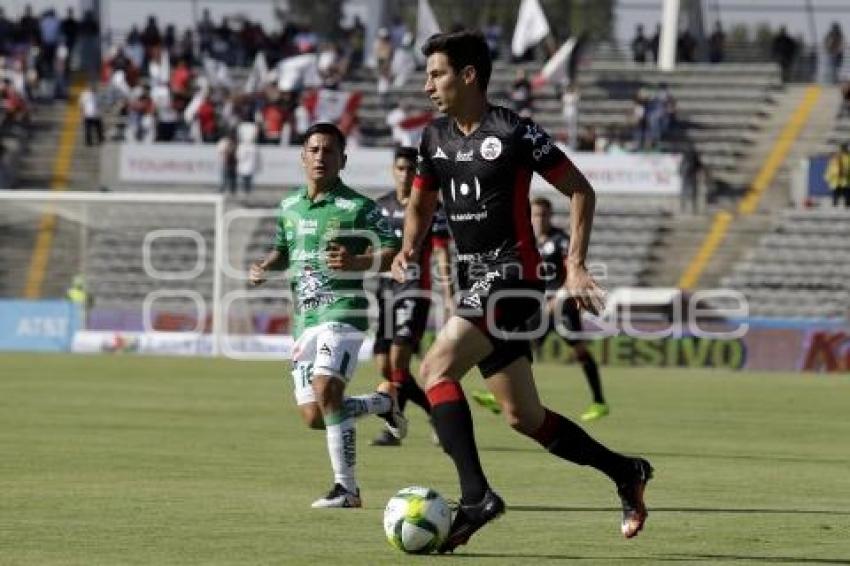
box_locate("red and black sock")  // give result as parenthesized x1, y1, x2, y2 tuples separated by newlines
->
(391, 368, 430, 414)
(427, 380, 489, 504)
(531, 408, 631, 484)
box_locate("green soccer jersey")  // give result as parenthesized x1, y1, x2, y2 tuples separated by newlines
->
(274, 179, 398, 338)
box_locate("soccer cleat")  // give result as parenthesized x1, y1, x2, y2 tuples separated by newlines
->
(370, 427, 401, 447)
(471, 390, 501, 415)
(438, 489, 506, 553)
(617, 457, 653, 538)
(376, 387, 408, 440)
(580, 402, 610, 422)
(311, 483, 362, 508)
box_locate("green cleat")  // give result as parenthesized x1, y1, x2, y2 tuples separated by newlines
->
(580, 402, 610, 422)
(471, 390, 501, 415)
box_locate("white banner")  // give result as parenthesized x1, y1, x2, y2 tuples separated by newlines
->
(72, 330, 375, 360)
(117, 143, 681, 194)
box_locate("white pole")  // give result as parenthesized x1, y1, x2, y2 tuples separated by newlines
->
(211, 197, 225, 356)
(659, 0, 680, 72)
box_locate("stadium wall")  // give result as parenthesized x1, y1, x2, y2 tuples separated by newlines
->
(101, 143, 683, 195)
(67, 321, 850, 373)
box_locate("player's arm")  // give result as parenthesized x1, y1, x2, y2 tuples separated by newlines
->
(548, 167, 605, 314)
(518, 118, 604, 314)
(393, 129, 441, 283)
(393, 188, 439, 282)
(327, 201, 400, 273)
(431, 242, 455, 315)
(250, 248, 288, 286)
(250, 210, 291, 286)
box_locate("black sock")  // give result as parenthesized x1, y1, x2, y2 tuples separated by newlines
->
(427, 380, 489, 504)
(531, 408, 632, 484)
(391, 369, 430, 415)
(579, 353, 605, 404)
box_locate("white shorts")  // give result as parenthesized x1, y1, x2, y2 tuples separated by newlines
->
(290, 321, 364, 406)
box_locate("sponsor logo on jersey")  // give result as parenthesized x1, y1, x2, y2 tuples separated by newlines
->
(433, 146, 449, 160)
(480, 136, 502, 160)
(298, 219, 318, 235)
(455, 149, 473, 162)
(318, 342, 333, 356)
(523, 124, 544, 145)
(334, 197, 357, 212)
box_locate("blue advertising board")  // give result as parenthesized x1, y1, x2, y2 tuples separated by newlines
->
(0, 300, 79, 352)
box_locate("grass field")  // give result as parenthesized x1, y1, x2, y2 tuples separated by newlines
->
(1, 353, 849, 565)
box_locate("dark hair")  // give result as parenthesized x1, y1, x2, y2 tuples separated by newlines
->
(421, 29, 492, 92)
(303, 122, 346, 152)
(532, 196, 553, 210)
(393, 146, 418, 163)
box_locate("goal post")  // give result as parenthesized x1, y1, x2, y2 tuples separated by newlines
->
(0, 190, 230, 355)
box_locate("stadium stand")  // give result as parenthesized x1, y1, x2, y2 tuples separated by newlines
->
(720, 208, 850, 319)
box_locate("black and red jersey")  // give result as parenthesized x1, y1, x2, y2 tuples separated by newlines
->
(375, 191, 449, 291)
(414, 105, 572, 282)
(537, 227, 570, 291)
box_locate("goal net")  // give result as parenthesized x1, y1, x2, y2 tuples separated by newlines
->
(0, 191, 293, 357)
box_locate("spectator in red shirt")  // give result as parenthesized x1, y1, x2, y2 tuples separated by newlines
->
(196, 93, 217, 143)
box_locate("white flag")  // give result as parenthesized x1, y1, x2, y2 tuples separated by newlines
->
(415, 0, 441, 57)
(512, 0, 550, 58)
(532, 36, 577, 88)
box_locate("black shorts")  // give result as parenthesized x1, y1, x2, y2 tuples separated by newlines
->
(527, 297, 584, 347)
(373, 284, 431, 355)
(455, 269, 545, 378)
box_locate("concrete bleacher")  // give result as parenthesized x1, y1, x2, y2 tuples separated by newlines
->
(351, 59, 781, 191)
(720, 208, 850, 318)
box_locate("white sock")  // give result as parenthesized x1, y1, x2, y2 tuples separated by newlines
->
(343, 392, 392, 419)
(326, 416, 357, 493)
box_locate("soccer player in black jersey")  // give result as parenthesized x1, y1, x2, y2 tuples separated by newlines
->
(391, 30, 652, 553)
(472, 196, 609, 421)
(371, 146, 453, 446)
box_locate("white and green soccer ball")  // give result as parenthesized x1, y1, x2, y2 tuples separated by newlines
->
(383, 486, 451, 554)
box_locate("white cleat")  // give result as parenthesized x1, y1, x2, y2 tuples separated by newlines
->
(311, 483, 362, 508)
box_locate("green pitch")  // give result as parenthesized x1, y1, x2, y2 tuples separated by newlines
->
(1, 353, 849, 565)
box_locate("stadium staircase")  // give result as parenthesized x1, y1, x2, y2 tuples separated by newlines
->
(1, 90, 101, 299)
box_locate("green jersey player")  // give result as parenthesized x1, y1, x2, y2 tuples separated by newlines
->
(250, 123, 404, 508)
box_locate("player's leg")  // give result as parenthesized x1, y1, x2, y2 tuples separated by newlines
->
(484, 357, 652, 538)
(419, 316, 509, 553)
(419, 316, 494, 498)
(560, 301, 608, 421)
(307, 323, 400, 508)
(389, 296, 432, 414)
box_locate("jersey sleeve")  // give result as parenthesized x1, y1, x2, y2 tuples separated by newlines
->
(361, 199, 399, 250)
(413, 126, 439, 192)
(274, 210, 291, 252)
(514, 117, 574, 186)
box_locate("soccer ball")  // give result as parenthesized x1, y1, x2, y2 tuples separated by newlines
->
(383, 486, 451, 554)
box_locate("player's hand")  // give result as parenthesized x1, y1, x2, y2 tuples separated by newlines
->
(391, 249, 416, 283)
(249, 261, 267, 286)
(566, 264, 607, 315)
(325, 242, 354, 271)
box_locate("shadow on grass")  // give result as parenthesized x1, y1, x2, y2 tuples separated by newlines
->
(510, 504, 850, 516)
(480, 446, 850, 466)
(451, 553, 850, 564)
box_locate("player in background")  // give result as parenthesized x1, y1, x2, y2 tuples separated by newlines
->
(250, 122, 405, 508)
(392, 30, 652, 552)
(371, 146, 454, 446)
(472, 196, 609, 421)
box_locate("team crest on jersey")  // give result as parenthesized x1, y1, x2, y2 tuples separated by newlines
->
(542, 240, 556, 255)
(480, 136, 502, 160)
